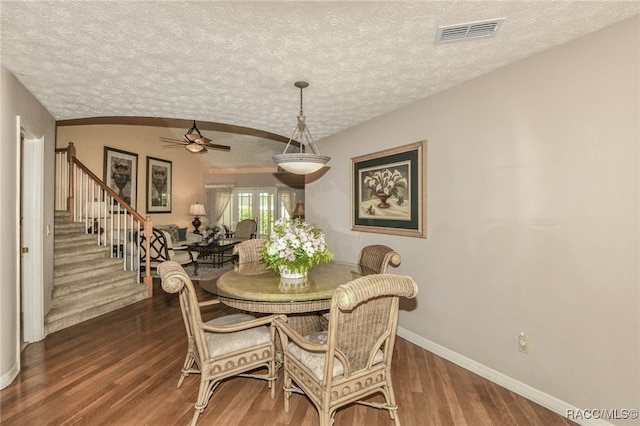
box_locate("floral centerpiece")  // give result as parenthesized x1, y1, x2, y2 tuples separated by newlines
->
(200, 225, 224, 245)
(259, 218, 333, 277)
(363, 168, 407, 208)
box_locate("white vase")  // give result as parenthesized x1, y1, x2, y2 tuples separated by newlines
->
(278, 265, 308, 279)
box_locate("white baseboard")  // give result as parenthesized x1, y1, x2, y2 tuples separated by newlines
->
(0, 361, 19, 390)
(397, 327, 613, 426)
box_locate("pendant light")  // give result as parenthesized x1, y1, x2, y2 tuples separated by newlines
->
(273, 81, 330, 174)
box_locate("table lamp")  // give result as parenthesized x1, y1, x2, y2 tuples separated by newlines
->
(85, 200, 110, 234)
(292, 202, 305, 220)
(189, 203, 206, 234)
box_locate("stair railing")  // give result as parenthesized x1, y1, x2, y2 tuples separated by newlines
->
(55, 142, 154, 297)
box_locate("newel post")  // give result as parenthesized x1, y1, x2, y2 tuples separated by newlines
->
(143, 216, 153, 297)
(67, 142, 76, 222)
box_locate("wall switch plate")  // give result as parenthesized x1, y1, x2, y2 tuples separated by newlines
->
(518, 332, 530, 354)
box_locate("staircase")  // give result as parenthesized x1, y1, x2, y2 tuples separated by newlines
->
(46, 211, 148, 334)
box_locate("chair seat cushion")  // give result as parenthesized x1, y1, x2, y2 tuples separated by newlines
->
(205, 313, 271, 358)
(286, 331, 384, 380)
(171, 249, 198, 264)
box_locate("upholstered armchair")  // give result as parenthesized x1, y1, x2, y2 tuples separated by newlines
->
(357, 244, 401, 275)
(139, 228, 198, 276)
(228, 219, 257, 242)
(158, 261, 281, 426)
(274, 273, 419, 426)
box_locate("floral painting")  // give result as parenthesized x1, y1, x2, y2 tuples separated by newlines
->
(359, 164, 410, 220)
(352, 141, 426, 238)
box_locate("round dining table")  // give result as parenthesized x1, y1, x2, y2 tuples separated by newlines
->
(203, 261, 363, 336)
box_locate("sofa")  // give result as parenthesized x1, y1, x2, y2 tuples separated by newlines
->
(155, 224, 203, 248)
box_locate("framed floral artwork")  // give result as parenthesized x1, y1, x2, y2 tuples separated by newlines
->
(103, 146, 138, 210)
(351, 140, 426, 238)
(146, 156, 172, 213)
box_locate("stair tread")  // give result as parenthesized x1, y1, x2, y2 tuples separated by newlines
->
(54, 257, 126, 276)
(53, 271, 139, 296)
(51, 279, 145, 311)
(45, 292, 148, 334)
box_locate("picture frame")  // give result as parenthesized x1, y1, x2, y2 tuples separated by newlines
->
(146, 156, 172, 213)
(351, 140, 426, 238)
(103, 146, 138, 210)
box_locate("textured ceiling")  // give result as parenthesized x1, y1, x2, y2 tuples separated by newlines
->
(1, 1, 638, 169)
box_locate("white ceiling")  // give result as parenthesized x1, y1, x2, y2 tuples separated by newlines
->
(1, 1, 638, 168)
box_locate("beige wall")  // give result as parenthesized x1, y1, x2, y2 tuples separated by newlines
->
(57, 124, 211, 229)
(307, 17, 639, 420)
(1, 66, 57, 387)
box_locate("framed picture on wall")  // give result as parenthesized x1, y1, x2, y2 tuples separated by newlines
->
(146, 156, 172, 213)
(103, 146, 138, 210)
(351, 140, 426, 238)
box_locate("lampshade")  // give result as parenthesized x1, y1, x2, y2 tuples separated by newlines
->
(189, 203, 206, 216)
(273, 153, 329, 174)
(292, 202, 305, 218)
(273, 81, 330, 175)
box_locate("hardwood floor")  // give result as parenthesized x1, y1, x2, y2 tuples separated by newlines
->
(1, 280, 576, 426)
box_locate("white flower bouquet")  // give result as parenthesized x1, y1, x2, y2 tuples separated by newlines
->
(201, 225, 224, 245)
(363, 168, 407, 198)
(259, 218, 333, 275)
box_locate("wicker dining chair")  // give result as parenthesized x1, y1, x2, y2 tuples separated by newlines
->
(158, 260, 281, 426)
(357, 244, 401, 275)
(231, 238, 270, 275)
(274, 273, 419, 426)
(320, 245, 402, 327)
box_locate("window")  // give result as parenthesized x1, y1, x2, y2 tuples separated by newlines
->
(220, 187, 290, 238)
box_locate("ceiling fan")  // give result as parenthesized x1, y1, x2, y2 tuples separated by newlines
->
(160, 120, 231, 153)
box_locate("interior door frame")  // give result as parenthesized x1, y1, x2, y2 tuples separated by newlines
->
(18, 116, 45, 343)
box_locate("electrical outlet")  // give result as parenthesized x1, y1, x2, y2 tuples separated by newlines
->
(518, 332, 530, 354)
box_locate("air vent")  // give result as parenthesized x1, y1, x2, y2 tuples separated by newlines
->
(436, 18, 505, 44)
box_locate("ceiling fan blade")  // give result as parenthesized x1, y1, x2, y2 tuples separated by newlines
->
(159, 137, 186, 145)
(203, 142, 231, 152)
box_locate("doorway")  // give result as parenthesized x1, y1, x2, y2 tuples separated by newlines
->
(19, 116, 45, 344)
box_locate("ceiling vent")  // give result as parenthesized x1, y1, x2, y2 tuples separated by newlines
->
(436, 18, 505, 44)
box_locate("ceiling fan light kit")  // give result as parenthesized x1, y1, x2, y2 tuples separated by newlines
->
(185, 143, 204, 153)
(273, 81, 330, 175)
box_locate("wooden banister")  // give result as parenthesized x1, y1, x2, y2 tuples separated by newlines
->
(56, 142, 153, 297)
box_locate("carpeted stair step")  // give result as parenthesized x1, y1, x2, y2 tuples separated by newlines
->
(51, 274, 142, 308)
(55, 232, 102, 246)
(53, 270, 139, 298)
(54, 257, 125, 283)
(54, 221, 87, 234)
(45, 284, 147, 334)
(55, 246, 113, 265)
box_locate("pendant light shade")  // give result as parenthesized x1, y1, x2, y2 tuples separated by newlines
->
(273, 81, 330, 175)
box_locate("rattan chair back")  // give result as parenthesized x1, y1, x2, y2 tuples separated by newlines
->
(357, 244, 401, 275)
(275, 273, 418, 426)
(158, 260, 279, 426)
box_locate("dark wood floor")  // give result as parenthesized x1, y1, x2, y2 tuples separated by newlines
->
(1, 279, 576, 426)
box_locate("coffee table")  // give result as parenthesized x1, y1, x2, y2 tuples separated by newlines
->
(188, 239, 239, 268)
